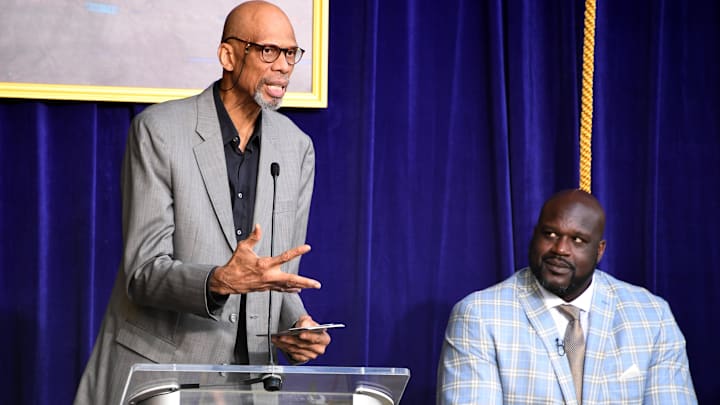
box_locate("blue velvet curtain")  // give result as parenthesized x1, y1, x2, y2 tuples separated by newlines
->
(1, 0, 718, 403)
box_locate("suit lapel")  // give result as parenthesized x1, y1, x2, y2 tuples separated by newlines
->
(253, 111, 283, 257)
(517, 270, 578, 404)
(245, 112, 282, 359)
(582, 271, 617, 402)
(192, 87, 236, 250)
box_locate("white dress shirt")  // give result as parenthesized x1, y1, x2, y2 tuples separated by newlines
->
(536, 275, 594, 342)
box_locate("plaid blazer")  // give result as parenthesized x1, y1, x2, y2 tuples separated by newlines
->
(437, 268, 696, 404)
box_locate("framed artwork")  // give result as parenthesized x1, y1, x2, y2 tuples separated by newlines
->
(0, 0, 328, 108)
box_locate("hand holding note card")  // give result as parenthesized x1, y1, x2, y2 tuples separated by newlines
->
(272, 323, 345, 337)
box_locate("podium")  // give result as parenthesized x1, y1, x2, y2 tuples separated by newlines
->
(120, 363, 411, 405)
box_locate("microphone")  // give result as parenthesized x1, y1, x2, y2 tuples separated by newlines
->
(264, 162, 283, 391)
(556, 338, 565, 356)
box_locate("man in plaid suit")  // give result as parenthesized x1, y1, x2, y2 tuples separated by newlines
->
(437, 189, 696, 404)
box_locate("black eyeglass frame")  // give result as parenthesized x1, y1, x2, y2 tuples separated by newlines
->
(222, 37, 305, 65)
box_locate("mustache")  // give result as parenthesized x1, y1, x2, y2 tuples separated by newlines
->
(542, 255, 575, 270)
(261, 75, 290, 87)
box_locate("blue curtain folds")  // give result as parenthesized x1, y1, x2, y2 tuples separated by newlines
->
(1, 0, 718, 403)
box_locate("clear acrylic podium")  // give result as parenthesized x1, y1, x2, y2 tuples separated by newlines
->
(120, 363, 411, 405)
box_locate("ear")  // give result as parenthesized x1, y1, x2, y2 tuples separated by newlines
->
(217, 43, 235, 71)
(596, 239, 607, 263)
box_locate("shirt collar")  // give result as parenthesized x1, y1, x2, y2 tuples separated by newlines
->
(212, 80, 262, 149)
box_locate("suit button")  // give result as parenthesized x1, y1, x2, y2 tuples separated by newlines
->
(229, 313, 238, 323)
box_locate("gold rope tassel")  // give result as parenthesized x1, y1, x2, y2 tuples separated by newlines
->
(579, 0, 597, 193)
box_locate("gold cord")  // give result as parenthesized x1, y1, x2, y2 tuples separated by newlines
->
(579, 0, 597, 192)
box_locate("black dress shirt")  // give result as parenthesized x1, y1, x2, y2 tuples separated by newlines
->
(210, 81, 263, 364)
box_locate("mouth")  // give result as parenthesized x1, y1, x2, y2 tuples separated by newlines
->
(265, 81, 288, 99)
(543, 257, 573, 274)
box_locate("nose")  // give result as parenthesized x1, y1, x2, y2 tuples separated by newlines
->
(551, 236, 571, 255)
(272, 51, 292, 73)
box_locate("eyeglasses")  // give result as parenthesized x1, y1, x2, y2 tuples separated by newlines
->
(222, 37, 305, 65)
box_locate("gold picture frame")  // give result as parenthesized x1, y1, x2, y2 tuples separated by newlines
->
(0, 0, 328, 108)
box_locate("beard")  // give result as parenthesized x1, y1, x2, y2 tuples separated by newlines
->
(532, 264, 573, 297)
(530, 255, 596, 299)
(254, 80, 283, 111)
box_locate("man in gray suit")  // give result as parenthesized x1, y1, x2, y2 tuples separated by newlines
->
(74, 2, 331, 404)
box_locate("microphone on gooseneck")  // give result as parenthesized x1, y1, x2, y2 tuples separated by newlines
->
(268, 162, 280, 364)
(263, 162, 283, 391)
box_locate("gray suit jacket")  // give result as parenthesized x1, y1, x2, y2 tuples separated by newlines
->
(74, 86, 315, 405)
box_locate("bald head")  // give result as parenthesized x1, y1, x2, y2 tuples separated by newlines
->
(222, 1, 296, 43)
(538, 189, 606, 237)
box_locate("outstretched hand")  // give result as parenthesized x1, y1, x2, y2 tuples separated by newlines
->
(209, 224, 320, 295)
